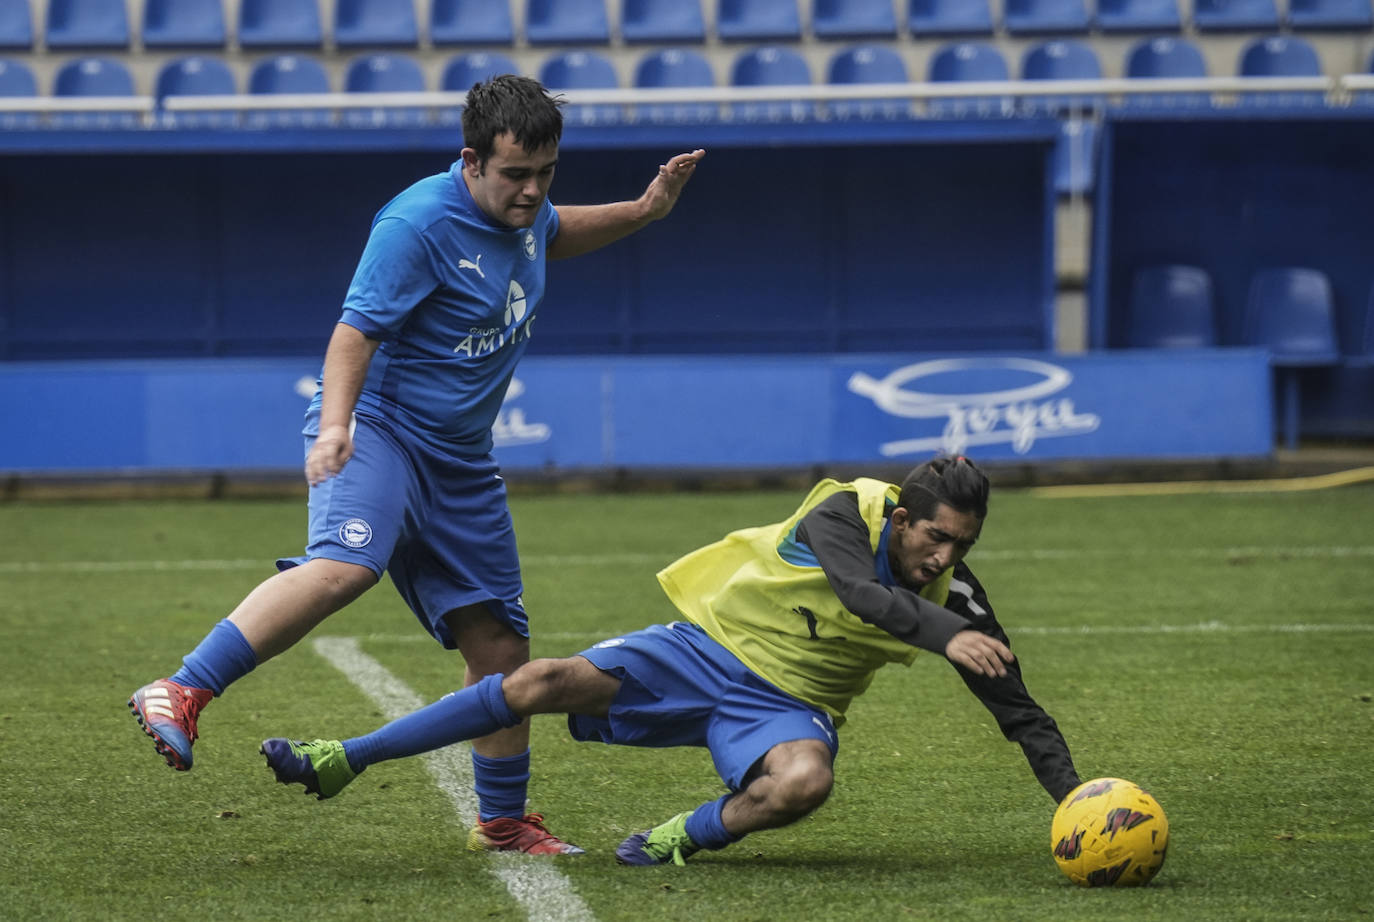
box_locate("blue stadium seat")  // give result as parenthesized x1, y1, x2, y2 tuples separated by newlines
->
(1022, 40, 1102, 193)
(1096, 0, 1181, 32)
(634, 48, 717, 123)
(53, 56, 138, 127)
(525, 0, 609, 44)
(1020, 40, 1103, 114)
(155, 55, 237, 127)
(1127, 265, 1217, 348)
(539, 51, 621, 124)
(0, 56, 37, 127)
(344, 52, 427, 126)
(1004, 0, 1091, 35)
(730, 45, 813, 121)
(46, 0, 129, 49)
(621, 0, 705, 43)
(441, 51, 519, 90)
(237, 0, 322, 48)
(827, 45, 911, 120)
(1237, 36, 1326, 108)
(0, 54, 33, 91)
(249, 53, 329, 93)
(55, 54, 133, 94)
(431, 0, 513, 45)
(717, 0, 802, 42)
(0, 0, 33, 48)
(247, 54, 331, 127)
(1053, 118, 1098, 196)
(1193, 0, 1279, 32)
(343, 52, 423, 87)
(813, 0, 898, 40)
(1123, 37, 1210, 108)
(908, 0, 994, 35)
(142, 0, 224, 48)
(1289, 0, 1372, 29)
(334, 0, 418, 48)
(1243, 267, 1341, 448)
(927, 41, 1010, 117)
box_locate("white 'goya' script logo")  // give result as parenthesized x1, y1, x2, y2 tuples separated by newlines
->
(847, 357, 1100, 457)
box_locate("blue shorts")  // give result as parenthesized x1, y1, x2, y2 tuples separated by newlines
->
(570, 622, 839, 791)
(277, 410, 527, 648)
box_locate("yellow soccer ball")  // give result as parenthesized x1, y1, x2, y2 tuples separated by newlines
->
(1051, 777, 1169, 887)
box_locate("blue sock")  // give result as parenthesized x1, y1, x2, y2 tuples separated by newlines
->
(473, 749, 531, 821)
(341, 674, 520, 774)
(684, 793, 742, 851)
(171, 619, 257, 696)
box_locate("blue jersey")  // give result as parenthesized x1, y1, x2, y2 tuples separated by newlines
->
(311, 160, 560, 455)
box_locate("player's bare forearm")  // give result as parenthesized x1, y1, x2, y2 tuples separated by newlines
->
(306, 323, 380, 485)
(548, 149, 705, 260)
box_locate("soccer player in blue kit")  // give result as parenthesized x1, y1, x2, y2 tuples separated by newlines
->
(128, 75, 705, 855)
(259, 457, 1081, 866)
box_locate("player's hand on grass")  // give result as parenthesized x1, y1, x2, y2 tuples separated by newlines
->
(945, 630, 1014, 678)
(640, 149, 705, 222)
(306, 424, 353, 486)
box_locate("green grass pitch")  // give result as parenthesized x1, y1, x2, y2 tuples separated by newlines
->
(1, 483, 1371, 921)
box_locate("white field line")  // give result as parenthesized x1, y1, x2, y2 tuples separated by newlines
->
(5, 545, 1374, 574)
(311, 637, 595, 922)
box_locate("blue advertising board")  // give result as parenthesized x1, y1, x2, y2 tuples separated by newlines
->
(0, 350, 1273, 474)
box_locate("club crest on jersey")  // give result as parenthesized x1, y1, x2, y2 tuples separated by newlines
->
(505, 280, 528, 326)
(338, 518, 372, 548)
(523, 229, 537, 260)
(451, 280, 536, 357)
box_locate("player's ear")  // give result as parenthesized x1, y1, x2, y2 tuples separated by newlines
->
(891, 507, 910, 531)
(460, 147, 482, 174)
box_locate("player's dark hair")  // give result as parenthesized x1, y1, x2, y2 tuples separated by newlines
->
(898, 456, 990, 522)
(462, 75, 564, 165)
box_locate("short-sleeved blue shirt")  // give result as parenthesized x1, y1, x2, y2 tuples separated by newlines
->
(310, 160, 560, 455)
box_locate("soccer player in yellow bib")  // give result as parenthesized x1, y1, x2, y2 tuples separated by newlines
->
(262, 456, 1081, 865)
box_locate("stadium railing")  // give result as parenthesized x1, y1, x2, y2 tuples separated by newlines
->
(0, 75, 1359, 128)
(3, 73, 1370, 124)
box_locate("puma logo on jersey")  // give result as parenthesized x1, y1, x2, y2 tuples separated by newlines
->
(458, 254, 485, 278)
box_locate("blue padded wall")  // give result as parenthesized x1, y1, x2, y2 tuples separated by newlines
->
(0, 134, 1055, 360)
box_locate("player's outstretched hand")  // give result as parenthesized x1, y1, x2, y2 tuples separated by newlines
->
(305, 424, 353, 486)
(945, 629, 1014, 678)
(640, 149, 706, 222)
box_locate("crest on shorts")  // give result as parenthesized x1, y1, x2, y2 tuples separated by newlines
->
(338, 518, 373, 548)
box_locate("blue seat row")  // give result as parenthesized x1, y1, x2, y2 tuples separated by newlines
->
(1127, 265, 1352, 355)
(0, 36, 1356, 122)
(1, 0, 1371, 52)
(1125, 264, 1365, 448)
(0, 36, 1350, 109)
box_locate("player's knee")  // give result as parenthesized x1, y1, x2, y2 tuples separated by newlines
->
(502, 657, 575, 713)
(300, 558, 375, 607)
(771, 761, 834, 817)
(448, 605, 530, 674)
